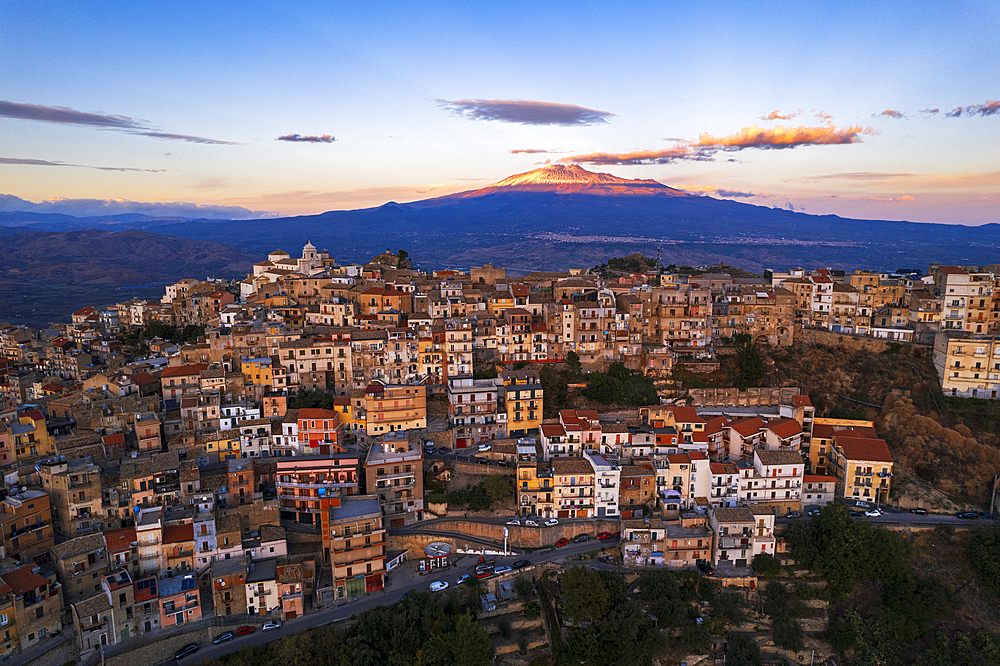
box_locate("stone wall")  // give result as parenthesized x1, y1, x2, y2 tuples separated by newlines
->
(451, 460, 515, 477)
(418, 519, 623, 549)
(797, 328, 930, 351)
(102, 616, 268, 666)
(688, 386, 800, 407)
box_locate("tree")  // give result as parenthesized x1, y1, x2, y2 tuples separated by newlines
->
(438, 610, 492, 666)
(735, 337, 765, 389)
(396, 249, 410, 268)
(726, 632, 762, 666)
(562, 566, 610, 624)
(751, 553, 782, 577)
(482, 474, 512, 503)
(565, 350, 582, 377)
(969, 526, 1000, 595)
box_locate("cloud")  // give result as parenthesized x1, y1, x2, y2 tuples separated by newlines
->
(867, 195, 914, 202)
(760, 110, 801, 121)
(920, 108, 939, 115)
(438, 99, 614, 126)
(509, 148, 559, 154)
(677, 184, 770, 199)
(814, 112, 833, 120)
(0, 193, 277, 219)
(277, 133, 336, 143)
(562, 123, 871, 165)
(0, 156, 164, 172)
(802, 172, 918, 181)
(877, 109, 904, 119)
(0, 99, 238, 144)
(945, 100, 1000, 118)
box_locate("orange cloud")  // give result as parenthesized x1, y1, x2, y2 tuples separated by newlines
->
(677, 184, 770, 199)
(509, 148, 558, 154)
(562, 123, 870, 165)
(877, 109, 903, 119)
(760, 109, 801, 120)
(868, 195, 914, 202)
(814, 111, 832, 120)
(946, 100, 999, 117)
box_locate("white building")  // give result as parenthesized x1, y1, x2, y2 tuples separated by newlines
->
(585, 451, 621, 519)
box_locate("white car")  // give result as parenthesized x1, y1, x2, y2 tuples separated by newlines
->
(544, 518, 559, 527)
(430, 581, 449, 592)
(456, 574, 470, 585)
(864, 508, 882, 517)
(262, 620, 281, 631)
(493, 565, 512, 575)
(506, 518, 521, 525)
(478, 443, 492, 452)
(524, 519, 538, 527)
(855, 501, 871, 509)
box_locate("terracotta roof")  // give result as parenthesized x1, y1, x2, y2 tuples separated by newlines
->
(160, 364, 208, 378)
(812, 424, 877, 440)
(937, 265, 967, 275)
(0, 564, 48, 595)
(803, 475, 838, 483)
(730, 417, 764, 437)
(791, 395, 812, 408)
(666, 454, 691, 464)
(766, 418, 801, 439)
(668, 406, 705, 424)
(712, 506, 754, 523)
(755, 450, 804, 466)
(104, 527, 137, 553)
(704, 415, 729, 435)
(163, 524, 195, 544)
(834, 436, 893, 463)
(551, 458, 594, 475)
(299, 408, 339, 420)
(540, 424, 566, 438)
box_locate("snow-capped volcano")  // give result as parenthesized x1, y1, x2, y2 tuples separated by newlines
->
(436, 164, 692, 199)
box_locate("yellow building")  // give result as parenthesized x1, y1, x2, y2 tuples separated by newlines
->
(516, 451, 553, 518)
(364, 384, 427, 436)
(417, 334, 443, 383)
(932, 331, 1000, 399)
(829, 434, 893, 504)
(9, 410, 56, 461)
(204, 430, 241, 461)
(502, 368, 543, 436)
(809, 417, 876, 476)
(241, 357, 274, 386)
(333, 394, 366, 431)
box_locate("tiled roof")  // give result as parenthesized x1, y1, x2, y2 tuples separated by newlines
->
(163, 524, 195, 544)
(50, 533, 107, 560)
(766, 418, 801, 439)
(755, 450, 804, 466)
(834, 436, 893, 463)
(160, 364, 209, 378)
(0, 564, 48, 595)
(712, 506, 754, 523)
(551, 458, 595, 475)
(104, 527, 137, 553)
(730, 417, 764, 437)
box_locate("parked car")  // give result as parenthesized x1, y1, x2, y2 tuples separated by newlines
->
(478, 443, 492, 452)
(555, 537, 570, 547)
(174, 643, 199, 660)
(544, 518, 559, 527)
(696, 559, 716, 576)
(864, 508, 883, 517)
(430, 581, 449, 592)
(849, 510, 863, 517)
(957, 511, 979, 519)
(597, 532, 612, 540)
(237, 625, 255, 636)
(855, 500, 871, 509)
(478, 556, 495, 567)
(262, 620, 281, 631)
(785, 511, 801, 519)
(456, 574, 471, 585)
(572, 534, 590, 543)
(807, 509, 820, 517)
(424, 446, 436, 455)
(911, 507, 928, 515)
(213, 632, 234, 644)
(506, 518, 521, 525)
(979, 512, 997, 520)
(493, 565, 512, 575)
(524, 519, 538, 527)
(476, 567, 493, 578)
(512, 559, 530, 569)
(437, 446, 451, 454)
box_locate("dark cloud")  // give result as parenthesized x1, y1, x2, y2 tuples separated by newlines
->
(438, 99, 614, 126)
(0, 99, 238, 144)
(876, 109, 904, 119)
(679, 184, 769, 199)
(0, 193, 276, 219)
(920, 108, 939, 115)
(563, 124, 871, 166)
(945, 100, 999, 118)
(277, 134, 336, 143)
(0, 156, 164, 172)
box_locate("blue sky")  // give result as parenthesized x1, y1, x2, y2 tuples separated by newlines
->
(1, 1, 997, 223)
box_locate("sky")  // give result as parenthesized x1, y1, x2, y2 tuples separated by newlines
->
(1, 1, 998, 224)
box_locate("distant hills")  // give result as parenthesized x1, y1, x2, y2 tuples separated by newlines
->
(0, 230, 256, 326)
(1, 165, 997, 324)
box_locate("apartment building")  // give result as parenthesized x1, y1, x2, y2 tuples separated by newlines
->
(364, 383, 426, 436)
(932, 331, 1000, 399)
(211, 555, 248, 616)
(37, 456, 102, 537)
(502, 368, 543, 436)
(709, 505, 776, 569)
(1, 564, 63, 651)
(552, 458, 595, 518)
(584, 451, 621, 519)
(0, 489, 54, 564)
(320, 495, 385, 598)
(364, 433, 424, 526)
(447, 375, 504, 447)
(49, 533, 109, 604)
(829, 434, 893, 504)
(275, 454, 360, 527)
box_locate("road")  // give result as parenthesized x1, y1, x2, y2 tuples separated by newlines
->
(169, 536, 617, 664)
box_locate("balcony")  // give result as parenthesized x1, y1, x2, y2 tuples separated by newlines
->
(277, 480, 355, 490)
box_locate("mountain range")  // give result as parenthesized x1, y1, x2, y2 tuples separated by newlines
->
(1, 165, 997, 325)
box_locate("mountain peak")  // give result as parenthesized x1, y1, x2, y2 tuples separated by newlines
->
(434, 164, 692, 201)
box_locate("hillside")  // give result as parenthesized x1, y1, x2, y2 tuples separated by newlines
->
(0, 229, 256, 325)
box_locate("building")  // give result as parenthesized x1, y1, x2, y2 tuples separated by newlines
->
(802, 475, 837, 506)
(37, 456, 103, 537)
(211, 556, 249, 616)
(0, 564, 63, 651)
(297, 408, 344, 454)
(72, 592, 114, 656)
(159, 574, 201, 627)
(584, 451, 621, 519)
(0, 489, 54, 564)
(49, 533, 109, 604)
(101, 568, 138, 642)
(245, 558, 278, 616)
(447, 375, 504, 447)
(364, 433, 424, 526)
(502, 369, 543, 436)
(276, 454, 360, 527)
(620, 516, 713, 568)
(364, 383, 427, 436)
(932, 331, 1000, 399)
(162, 523, 196, 576)
(829, 434, 894, 504)
(320, 495, 385, 599)
(552, 457, 596, 518)
(709, 505, 775, 569)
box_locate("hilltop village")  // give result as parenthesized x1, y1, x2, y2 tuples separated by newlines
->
(0, 242, 998, 665)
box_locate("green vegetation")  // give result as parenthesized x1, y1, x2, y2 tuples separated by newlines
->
(447, 474, 512, 511)
(539, 364, 569, 417)
(734, 333, 764, 389)
(289, 388, 337, 409)
(581, 362, 658, 406)
(750, 553, 782, 578)
(762, 583, 804, 652)
(122, 321, 204, 353)
(968, 525, 1000, 596)
(207, 591, 492, 666)
(592, 253, 658, 278)
(565, 350, 583, 378)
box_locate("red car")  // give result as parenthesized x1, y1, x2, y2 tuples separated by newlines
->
(476, 567, 493, 578)
(597, 532, 612, 540)
(555, 537, 570, 547)
(237, 625, 255, 636)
